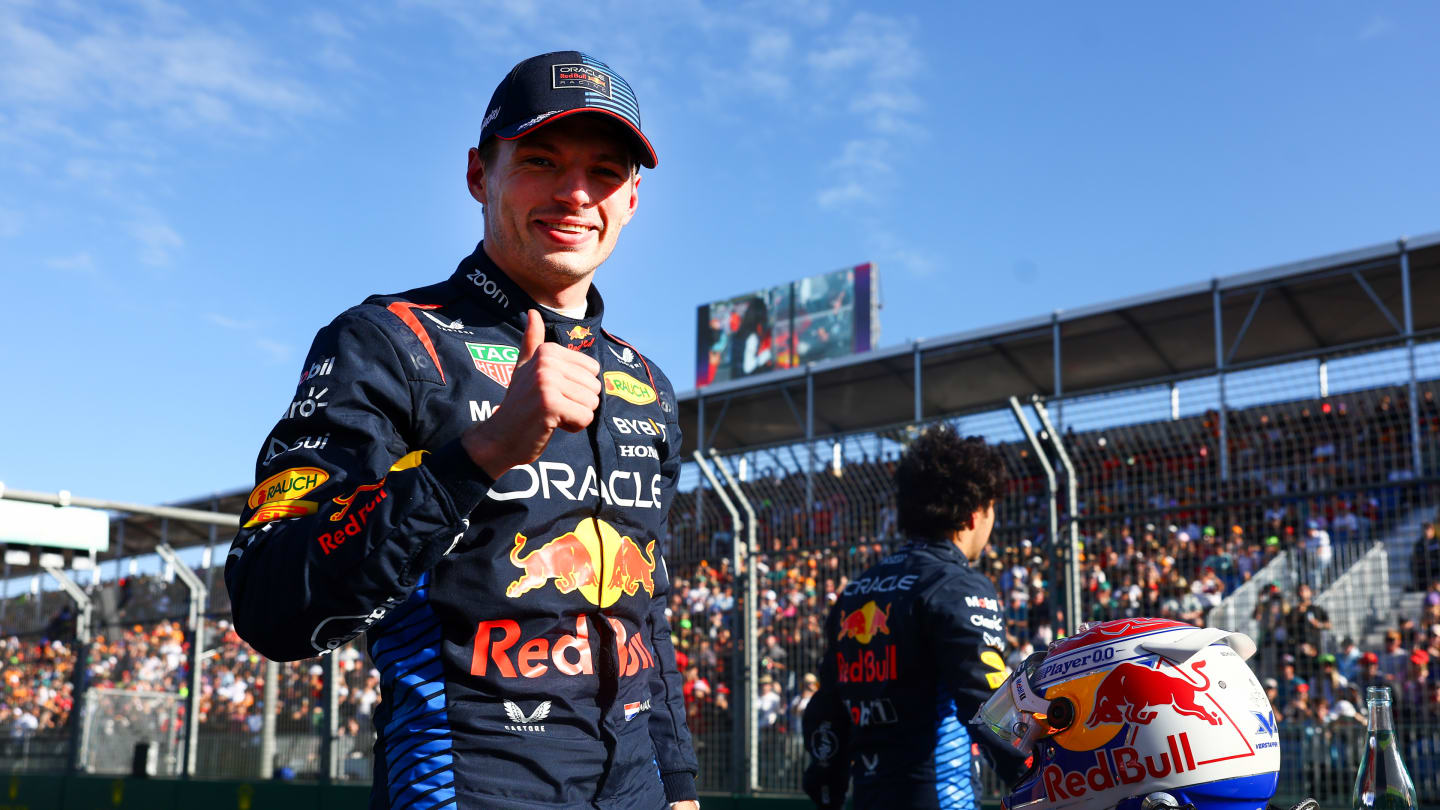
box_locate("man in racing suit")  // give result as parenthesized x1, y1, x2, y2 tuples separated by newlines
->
(802, 426, 1026, 810)
(225, 52, 699, 810)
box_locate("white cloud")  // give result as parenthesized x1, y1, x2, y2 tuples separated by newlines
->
(304, 10, 355, 41)
(805, 13, 925, 214)
(45, 252, 95, 271)
(816, 181, 868, 209)
(747, 0, 832, 27)
(131, 220, 183, 266)
(206, 313, 256, 330)
(253, 338, 291, 364)
(0, 6, 318, 124)
(867, 230, 940, 278)
(0, 0, 328, 234)
(740, 27, 793, 99)
(1358, 17, 1394, 40)
(0, 206, 21, 238)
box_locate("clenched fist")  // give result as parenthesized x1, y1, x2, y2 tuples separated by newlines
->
(461, 308, 602, 479)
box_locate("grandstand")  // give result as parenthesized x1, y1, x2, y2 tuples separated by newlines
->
(3, 232, 1439, 806)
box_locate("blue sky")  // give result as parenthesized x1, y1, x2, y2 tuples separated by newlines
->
(1, 0, 1438, 507)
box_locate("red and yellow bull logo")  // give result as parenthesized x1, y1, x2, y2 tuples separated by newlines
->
(507, 519, 657, 607)
(836, 600, 890, 644)
(1086, 660, 1220, 728)
(567, 325, 593, 341)
(1049, 659, 1220, 752)
(834, 600, 897, 684)
(316, 480, 389, 555)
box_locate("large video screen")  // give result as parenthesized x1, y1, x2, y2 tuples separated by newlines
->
(695, 263, 878, 387)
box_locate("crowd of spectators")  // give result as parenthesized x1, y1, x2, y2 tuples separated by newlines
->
(2, 610, 381, 778)
(661, 386, 1439, 787)
(0, 384, 1436, 792)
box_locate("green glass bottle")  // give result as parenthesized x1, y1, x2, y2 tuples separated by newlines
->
(1351, 686, 1417, 810)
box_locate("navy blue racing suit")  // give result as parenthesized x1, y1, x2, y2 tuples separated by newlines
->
(801, 540, 1023, 810)
(225, 244, 698, 809)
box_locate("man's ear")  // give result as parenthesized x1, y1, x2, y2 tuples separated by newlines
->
(618, 171, 640, 227)
(467, 147, 486, 204)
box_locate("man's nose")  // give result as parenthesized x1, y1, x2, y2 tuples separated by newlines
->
(552, 167, 593, 208)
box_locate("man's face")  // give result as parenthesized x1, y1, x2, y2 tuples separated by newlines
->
(957, 501, 996, 562)
(469, 114, 639, 285)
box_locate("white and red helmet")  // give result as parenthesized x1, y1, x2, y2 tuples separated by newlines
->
(974, 618, 1280, 810)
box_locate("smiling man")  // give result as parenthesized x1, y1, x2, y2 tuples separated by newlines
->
(226, 52, 700, 810)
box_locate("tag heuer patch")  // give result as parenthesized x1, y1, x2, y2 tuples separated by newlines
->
(552, 64, 611, 98)
(467, 343, 520, 387)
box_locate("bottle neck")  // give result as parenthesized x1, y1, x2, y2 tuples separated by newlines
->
(1368, 697, 1394, 732)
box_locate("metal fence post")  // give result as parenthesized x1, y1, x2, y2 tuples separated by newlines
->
(709, 450, 759, 793)
(43, 562, 92, 773)
(692, 451, 748, 794)
(204, 496, 220, 598)
(1214, 281, 1229, 481)
(805, 367, 815, 545)
(1009, 396, 1060, 625)
(260, 659, 278, 779)
(1052, 313, 1063, 429)
(154, 542, 208, 778)
(697, 394, 706, 540)
(1030, 398, 1083, 636)
(913, 341, 923, 422)
(323, 650, 340, 782)
(1401, 240, 1423, 474)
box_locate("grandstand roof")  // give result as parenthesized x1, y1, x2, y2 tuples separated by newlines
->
(679, 231, 1440, 451)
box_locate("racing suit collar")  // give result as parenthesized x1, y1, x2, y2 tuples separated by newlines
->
(449, 242, 607, 333)
(909, 537, 973, 567)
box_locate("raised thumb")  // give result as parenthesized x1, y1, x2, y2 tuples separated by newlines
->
(517, 308, 545, 365)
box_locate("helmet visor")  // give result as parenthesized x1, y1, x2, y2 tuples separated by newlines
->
(972, 651, 1051, 756)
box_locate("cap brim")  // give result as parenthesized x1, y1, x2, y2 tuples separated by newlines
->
(495, 107, 657, 168)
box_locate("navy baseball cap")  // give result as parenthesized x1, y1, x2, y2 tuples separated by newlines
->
(479, 51, 657, 169)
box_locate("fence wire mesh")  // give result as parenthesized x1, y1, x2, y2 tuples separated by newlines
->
(0, 337, 1437, 807)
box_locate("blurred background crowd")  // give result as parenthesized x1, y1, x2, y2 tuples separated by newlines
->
(2, 383, 1438, 798)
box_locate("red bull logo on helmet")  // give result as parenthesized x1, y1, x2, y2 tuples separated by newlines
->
(507, 519, 657, 608)
(1087, 660, 1221, 728)
(1042, 734, 1201, 803)
(836, 600, 891, 644)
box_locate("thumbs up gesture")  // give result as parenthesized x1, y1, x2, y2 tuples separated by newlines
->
(461, 309, 602, 479)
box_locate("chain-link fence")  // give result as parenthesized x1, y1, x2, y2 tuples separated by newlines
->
(2, 338, 1438, 806)
(665, 345, 1440, 803)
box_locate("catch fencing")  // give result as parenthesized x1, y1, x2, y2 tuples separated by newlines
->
(1, 339, 1438, 806)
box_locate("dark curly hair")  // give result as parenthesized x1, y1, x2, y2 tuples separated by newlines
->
(895, 424, 1007, 542)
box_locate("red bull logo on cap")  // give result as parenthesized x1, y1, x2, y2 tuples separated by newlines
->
(836, 600, 891, 644)
(507, 519, 657, 608)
